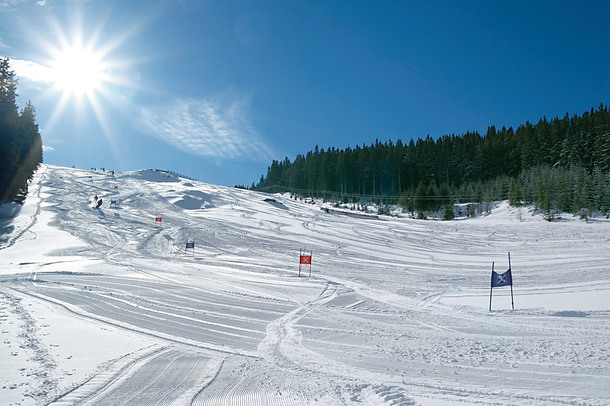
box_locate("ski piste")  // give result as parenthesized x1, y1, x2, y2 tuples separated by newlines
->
(1, 164, 609, 405)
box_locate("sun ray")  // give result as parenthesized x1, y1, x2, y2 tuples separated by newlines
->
(42, 90, 73, 135)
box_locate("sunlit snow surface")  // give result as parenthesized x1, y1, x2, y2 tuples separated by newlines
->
(1, 164, 609, 405)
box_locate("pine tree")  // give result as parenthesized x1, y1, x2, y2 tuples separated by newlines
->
(0, 59, 43, 203)
(414, 180, 428, 218)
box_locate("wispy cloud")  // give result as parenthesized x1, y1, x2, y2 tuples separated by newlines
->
(0, 0, 47, 9)
(138, 95, 275, 162)
(8, 58, 54, 83)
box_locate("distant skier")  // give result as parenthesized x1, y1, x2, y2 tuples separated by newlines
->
(96, 198, 102, 208)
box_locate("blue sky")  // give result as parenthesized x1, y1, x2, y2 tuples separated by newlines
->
(1, 0, 608, 187)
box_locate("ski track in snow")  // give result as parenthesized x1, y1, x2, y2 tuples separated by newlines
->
(0, 164, 609, 405)
(0, 288, 59, 403)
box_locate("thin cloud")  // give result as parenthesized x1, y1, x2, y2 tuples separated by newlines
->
(0, 0, 47, 8)
(8, 58, 54, 83)
(138, 95, 275, 162)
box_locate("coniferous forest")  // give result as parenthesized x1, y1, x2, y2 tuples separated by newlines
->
(0, 58, 43, 204)
(255, 104, 610, 219)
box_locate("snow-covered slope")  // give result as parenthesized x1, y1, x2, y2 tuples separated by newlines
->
(1, 164, 609, 405)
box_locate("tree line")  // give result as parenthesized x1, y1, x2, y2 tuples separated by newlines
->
(0, 58, 43, 204)
(254, 104, 610, 219)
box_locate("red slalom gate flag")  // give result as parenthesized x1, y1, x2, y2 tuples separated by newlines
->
(155, 217, 162, 222)
(299, 249, 312, 277)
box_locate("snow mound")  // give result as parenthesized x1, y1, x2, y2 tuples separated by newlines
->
(123, 169, 180, 183)
(476, 201, 558, 223)
(169, 190, 218, 210)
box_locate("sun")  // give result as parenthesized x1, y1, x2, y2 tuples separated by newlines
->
(49, 43, 109, 98)
(26, 4, 145, 145)
(32, 10, 144, 142)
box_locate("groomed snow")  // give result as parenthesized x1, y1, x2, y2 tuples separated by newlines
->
(1, 164, 608, 405)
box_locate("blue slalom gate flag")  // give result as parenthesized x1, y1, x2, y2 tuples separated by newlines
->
(186, 242, 195, 249)
(489, 253, 515, 311)
(491, 268, 512, 287)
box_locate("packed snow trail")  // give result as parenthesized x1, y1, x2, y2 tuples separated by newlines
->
(1, 164, 609, 405)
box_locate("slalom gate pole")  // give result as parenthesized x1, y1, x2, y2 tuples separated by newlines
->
(309, 250, 312, 278)
(508, 252, 514, 310)
(299, 248, 302, 277)
(489, 261, 494, 312)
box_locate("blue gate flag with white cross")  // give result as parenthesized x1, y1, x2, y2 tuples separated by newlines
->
(489, 253, 515, 311)
(491, 268, 512, 287)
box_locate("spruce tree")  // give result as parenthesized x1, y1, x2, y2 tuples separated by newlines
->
(0, 58, 43, 203)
